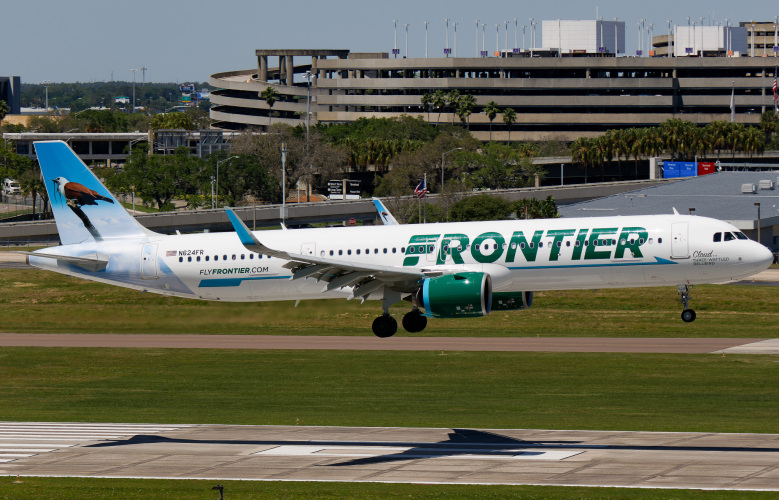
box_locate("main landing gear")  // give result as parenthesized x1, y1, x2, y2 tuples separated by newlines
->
(372, 309, 429, 338)
(371, 291, 428, 338)
(677, 284, 696, 323)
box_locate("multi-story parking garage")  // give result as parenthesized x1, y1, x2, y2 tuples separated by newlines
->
(210, 48, 775, 142)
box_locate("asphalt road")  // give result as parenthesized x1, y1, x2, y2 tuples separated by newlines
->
(1, 333, 776, 353)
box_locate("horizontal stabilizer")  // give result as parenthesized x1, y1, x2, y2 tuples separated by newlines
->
(20, 251, 109, 272)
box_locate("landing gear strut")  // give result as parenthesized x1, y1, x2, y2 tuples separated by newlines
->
(372, 290, 401, 338)
(677, 284, 696, 323)
(402, 309, 428, 333)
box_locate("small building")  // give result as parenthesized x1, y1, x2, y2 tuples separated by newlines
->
(673, 26, 748, 57)
(541, 20, 625, 55)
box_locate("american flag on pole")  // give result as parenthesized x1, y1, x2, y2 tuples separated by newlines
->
(773, 77, 777, 102)
(414, 178, 427, 199)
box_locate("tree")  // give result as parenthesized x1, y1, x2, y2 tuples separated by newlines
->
(432, 90, 446, 126)
(484, 101, 499, 141)
(111, 145, 205, 210)
(18, 167, 47, 219)
(446, 90, 460, 125)
(513, 196, 559, 219)
(456, 94, 476, 129)
(420, 93, 433, 122)
(0, 100, 9, 121)
(260, 87, 280, 126)
(449, 194, 513, 222)
(150, 112, 195, 130)
(759, 110, 777, 141)
(502, 108, 516, 143)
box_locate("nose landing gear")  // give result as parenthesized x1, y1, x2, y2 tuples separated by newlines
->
(677, 284, 696, 323)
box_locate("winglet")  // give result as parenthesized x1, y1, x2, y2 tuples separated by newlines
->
(672, 207, 680, 215)
(372, 198, 399, 225)
(224, 207, 289, 259)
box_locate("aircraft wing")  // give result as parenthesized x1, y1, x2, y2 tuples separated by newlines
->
(225, 208, 436, 299)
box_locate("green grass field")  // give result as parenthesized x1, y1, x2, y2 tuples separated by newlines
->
(1, 348, 775, 433)
(6, 477, 777, 500)
(1, 268, 777, 337)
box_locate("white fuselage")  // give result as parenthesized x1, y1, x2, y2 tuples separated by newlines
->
(29, 214, 773, 303)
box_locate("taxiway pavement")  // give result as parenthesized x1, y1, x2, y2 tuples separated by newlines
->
(1, 423, 777, 490)
(0, 333, 774, 353)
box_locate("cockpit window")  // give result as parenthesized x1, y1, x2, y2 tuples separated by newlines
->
(724, 232, 736, 241)
(734, 232, 748, 240)
(713, 232, 722, 242)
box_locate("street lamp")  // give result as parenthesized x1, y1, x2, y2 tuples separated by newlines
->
(405, 23, 410, 58)
(424, 21, 429, 58)
(755, 202, 761, 243)
(215, 155, 238, 208)
(42, 80, 52, 111)
(303, 71, 312, 141)
(441, 147, 463, 190)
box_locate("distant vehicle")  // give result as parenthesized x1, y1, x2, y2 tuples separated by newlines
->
(3, 178, 21, 195)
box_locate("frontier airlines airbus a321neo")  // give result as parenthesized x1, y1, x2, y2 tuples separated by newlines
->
(24, 141, 773, 337)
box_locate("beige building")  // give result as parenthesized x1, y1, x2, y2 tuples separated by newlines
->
(210, 48, 773, 142)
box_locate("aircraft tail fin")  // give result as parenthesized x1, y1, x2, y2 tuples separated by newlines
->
(373, 198, 399, 225)
(34, 141, 155, 245)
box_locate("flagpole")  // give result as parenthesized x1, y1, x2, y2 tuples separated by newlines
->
(730, 81, 735, 123)
(423, 172, 427, 224)
(774, 66, 778, 113)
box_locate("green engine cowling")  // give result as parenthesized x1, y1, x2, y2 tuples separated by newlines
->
(417, 272, 492, 318)
(492, 291, 534, 311)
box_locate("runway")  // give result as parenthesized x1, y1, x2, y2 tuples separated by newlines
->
(0, 333, 776, 353)
(1, 422, 777, 490)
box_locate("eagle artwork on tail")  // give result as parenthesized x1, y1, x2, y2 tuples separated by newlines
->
(52, 177, 114, 208)
(51, 176, 115, 241)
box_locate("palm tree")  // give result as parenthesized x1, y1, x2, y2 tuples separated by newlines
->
(484, 101, 499, 141)
(706, 121, 729, 159)
(420, 93, 433, 122)
(457, 94, 476, 129)
(446, 90, 461, 125)
(260, 87, 280, 126)
(432, 90, 446, 126)
(571, 137, 594, 184)
(743, 126, 765, 159)
(502, 108, 517, 144)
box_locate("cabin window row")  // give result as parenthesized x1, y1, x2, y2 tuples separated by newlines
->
(179, 254, 272, 263)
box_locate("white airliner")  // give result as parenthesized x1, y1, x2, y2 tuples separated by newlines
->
(24, 141, 773, 337)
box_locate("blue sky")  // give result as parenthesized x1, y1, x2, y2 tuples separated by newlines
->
(3, 0, 779, 84)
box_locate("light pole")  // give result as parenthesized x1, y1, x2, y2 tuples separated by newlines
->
(215, 155, 238, 208)
(514, 18, 518, 52)
(424, 21, 429, 58)
(529, 18, 534, 57)
(130, 68, 139, 112)
(614, 17, 619, 56)
(445, 18, 450, 56)
(393, 19, 398, 58)
(482, 23, 486, 57)
(495, 24, 500, 55)
(454, 22, 458, 57)
(441, 147, 463, 190)
(404, 23, 410, 58)
(668, 19, 673, 57)
(303, 71, 312, 141)
(475, 19, 480, 56)
(42, 80, 52, 111)
(755, 202, 761, 243)
(281, 143, 287, 223)
(505, 20, 509, 54)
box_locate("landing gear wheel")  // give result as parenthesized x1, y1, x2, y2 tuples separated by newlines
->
(402, 310, 428, 333)
(677, 284, 696, 323)
(372, 314, 398, 338)
(681, 309, 696, 323)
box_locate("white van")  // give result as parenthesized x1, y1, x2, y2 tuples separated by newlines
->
(3, 178, 21, 195)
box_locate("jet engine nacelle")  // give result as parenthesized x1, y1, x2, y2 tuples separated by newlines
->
(492, 291, 534, 311)
(416, 272, 492, 318)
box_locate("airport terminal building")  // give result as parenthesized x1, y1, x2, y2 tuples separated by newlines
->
(210, 21, 777, 142)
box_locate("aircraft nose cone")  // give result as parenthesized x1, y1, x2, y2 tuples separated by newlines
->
(756, 244, 774, 269)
